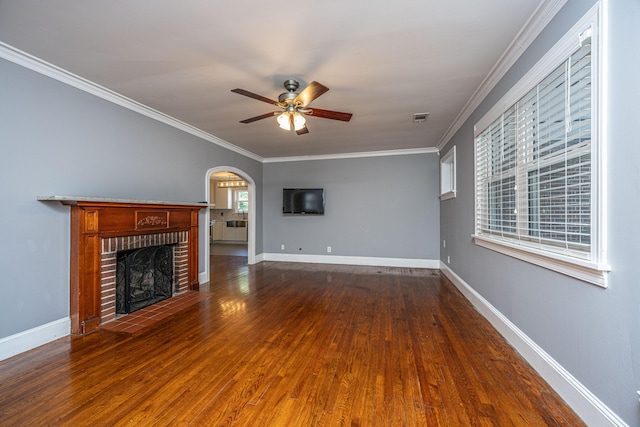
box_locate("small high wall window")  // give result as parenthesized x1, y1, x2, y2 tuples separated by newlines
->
(440, 146, 456, 200)
(473, 3, 609, 287)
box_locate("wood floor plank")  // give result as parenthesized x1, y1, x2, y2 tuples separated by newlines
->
(0, 261, 585, 426)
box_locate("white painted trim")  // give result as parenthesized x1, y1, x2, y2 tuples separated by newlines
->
(260, 253, 439, 269)
(439, 145, 456, 199)
(593, 0, 608, 275)
(439, 263, 626, 427)
(439, 191, 456, 201)
(437, 0, 568, 150)
(202, 166, 257, 284)
(263, 147, 438, 164)
(473, 234, 609, 287)
(198, 271, 208, 285)
(0, 318, 70, 362)
(0, 42, 264, 163)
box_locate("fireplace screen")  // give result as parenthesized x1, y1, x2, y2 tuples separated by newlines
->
(116, 245, 174, 314)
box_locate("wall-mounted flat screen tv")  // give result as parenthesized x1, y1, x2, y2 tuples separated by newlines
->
(283, 188, 325, 215)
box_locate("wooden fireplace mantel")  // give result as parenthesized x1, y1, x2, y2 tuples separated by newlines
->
(39, 196, 208, 335)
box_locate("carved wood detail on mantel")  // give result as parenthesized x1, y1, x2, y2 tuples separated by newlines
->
(39, 197, 207, 335)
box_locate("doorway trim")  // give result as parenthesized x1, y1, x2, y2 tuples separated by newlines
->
(203, 166, 256, 284)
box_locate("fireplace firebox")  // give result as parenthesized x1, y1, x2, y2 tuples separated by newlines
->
(116, 245, 174, 314)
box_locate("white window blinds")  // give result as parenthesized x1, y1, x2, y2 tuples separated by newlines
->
(475, 37, 592, 260)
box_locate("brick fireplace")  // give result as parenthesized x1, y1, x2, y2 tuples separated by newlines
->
(101, 231, 189, 323)
(39, 196, 207, 335)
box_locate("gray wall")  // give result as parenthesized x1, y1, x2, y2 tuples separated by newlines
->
(0, 58, 263, 338)
(263, 153, 440, 260)
(440, 0, 640, 423)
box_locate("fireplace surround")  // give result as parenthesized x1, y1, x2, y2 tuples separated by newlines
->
(39, 196, 207, 335)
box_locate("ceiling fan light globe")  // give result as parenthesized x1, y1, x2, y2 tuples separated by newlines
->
(293, 113, 306, 131)
(277, 112, 291, 130)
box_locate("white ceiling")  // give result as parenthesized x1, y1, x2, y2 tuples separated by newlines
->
(0, 0, 544, 159)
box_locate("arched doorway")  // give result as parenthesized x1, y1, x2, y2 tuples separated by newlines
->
(203, 166, 256, 285)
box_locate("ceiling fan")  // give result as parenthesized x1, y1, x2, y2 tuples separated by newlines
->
(231, 79, 353, 135)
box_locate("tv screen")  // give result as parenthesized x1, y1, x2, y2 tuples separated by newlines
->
(283, 188, 325, 215)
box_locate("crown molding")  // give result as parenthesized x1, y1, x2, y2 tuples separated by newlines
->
(1, 42, 437, 165)
(263, 147, 438, 163)
(436, 0, 568, 151)
(0, 42, 264, 163)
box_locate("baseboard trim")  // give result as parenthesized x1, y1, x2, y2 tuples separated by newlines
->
(439, 262, 627, 427)
(0, 318, 70, 362)
(260, 253, 439, 269)
(198, 271, 208, 285)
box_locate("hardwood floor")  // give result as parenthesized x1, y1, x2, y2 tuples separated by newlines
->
(0, 261, 584, 426)
(210, 243, 248, 257)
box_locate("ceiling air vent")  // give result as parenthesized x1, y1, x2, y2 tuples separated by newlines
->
(413, 112, 429, 123)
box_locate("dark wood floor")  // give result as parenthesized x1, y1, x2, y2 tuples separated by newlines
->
(0, 259, 584, 426)
(210, 243, 248, 257)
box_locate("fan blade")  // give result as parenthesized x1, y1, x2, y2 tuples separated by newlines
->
(239, 112, 279, 123)
(296, 124, 309, 135)
(231, 89, 282, 106)
(304, 108, 352, 122)
(294, 81, 329, 107)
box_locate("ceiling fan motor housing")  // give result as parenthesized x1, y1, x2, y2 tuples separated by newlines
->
(278, 91, 298, 104)
(279, 79, 300, 104)
(283, 79, 299, 92)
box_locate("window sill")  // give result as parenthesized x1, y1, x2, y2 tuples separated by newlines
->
(440, 191, 456, 201)
(472, 234, 610, 288)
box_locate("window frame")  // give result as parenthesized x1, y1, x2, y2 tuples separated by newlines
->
(233, 188, 249, 213)
(440, 145, 457, 200)
(472, 2, 609, 287)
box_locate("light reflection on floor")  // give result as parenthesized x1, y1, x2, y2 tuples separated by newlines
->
(238, 276, 251, 294)
(219, 299, 247, 317)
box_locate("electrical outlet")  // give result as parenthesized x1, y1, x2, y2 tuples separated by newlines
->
(280, 244, 285, 250)
(327, 246, 332, 253)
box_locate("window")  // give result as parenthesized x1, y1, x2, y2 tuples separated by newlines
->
(234, 189, 249, 213)
(440, 146, 457, 200)
(473, 4, 608, 287)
